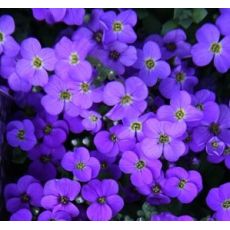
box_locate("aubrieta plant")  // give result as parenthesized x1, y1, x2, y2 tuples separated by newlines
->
(1, 8, 230, 221)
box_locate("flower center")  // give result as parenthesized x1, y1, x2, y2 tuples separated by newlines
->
(152, 185, 161, 194)
(40, 154, 51, 163)
(135, 160, 145, 169)
(70, 52, 79, 65)
(159, 134, 169, 144)
(76, 162, 85, 170)
(21, 194, 30, 203)
(184, 135, 192, 143)
(113, 21, 123, 32)
(59, 196, 69, 205)
(17, 130, 25, 140)
(110, 134, 117, 142)
(178, 179, 187, 189)
(109, 50, 120, 61)
(60, 90, 72, 101)
(166, 42, 177, 52)
(211, 141, 219, 149)
(94, 30, 103, 43)
(80, 82, 89, 93)
(121, 95, 132, 105)
(90, 115, 98, 122)
(223, 200, 230, 209)
(210, 42, 222, 54)
(145, 58, 155, 70)
(175, 109, 185, 120)
(97, 196, 106, 204)
(209, 122, 220, 135)
(0, 32, 4, 43)
(44, 124, 52, 134)
(131, 122, 142, 132)
(196, 103, 204, 111)
(33, 56, 43, 69)
(176, 71, 185, 82)
(101, 161, 108, 169)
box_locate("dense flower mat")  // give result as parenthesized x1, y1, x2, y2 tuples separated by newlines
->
(1, 8, 230, 221)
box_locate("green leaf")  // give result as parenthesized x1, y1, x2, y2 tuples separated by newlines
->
(136, 9, 149, 20)
(179, 18, 193, 29)
(11, 148, 27, 164)
(192, 9, 208, 24)
(161, 20, 178, 35)
(174, 9, 192, 20)
(174, 9, 193, 29)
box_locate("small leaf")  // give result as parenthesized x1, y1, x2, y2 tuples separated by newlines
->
(11, 148, 27, 164)
(192, 9, 208, 24)
(179, 18, 193, 29)
(174, 9, 191, 20)
(161, 20, 178, 35)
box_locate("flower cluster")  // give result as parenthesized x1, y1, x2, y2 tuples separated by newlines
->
(1, 8, 230, 221)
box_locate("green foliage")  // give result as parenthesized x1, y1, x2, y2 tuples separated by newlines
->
(162, 8, 208, 34)
(11, 148, 27, 164)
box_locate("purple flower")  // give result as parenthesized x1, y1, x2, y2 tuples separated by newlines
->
(182, 128, 204, 154)
(101, 10, 137, 44)
(32, 9, 66, 24)
(134, 41, 170, 87)
(61, 147, 100, 182)
(32, 9, 85, 26)
(14, 91, 43, 114)
(136, 173, 171, 205)
(151, 212, 193, 221)
(81, 179, 124, 221)
(68, 68, 103, 110)
(119, 144, 162, 187)
(8, 72, 32, 93)
(157, 90, 203, 134)
(0, 54, 17, 79)
(103, 77, 148, 120)
(91, 150, 122, 180)
(10, 209, 32, 221)
(216, 12, 230, 36)
(54, 36, 91, 79)
(16, 38, 56, 86)
(6, 119, 37, 151)
(159, 63, 198, 99)
(28, 144, 65, 181)
(38, 210, 71, 221)
(162, 29, 191, 59)
(223, 146, 230, 169)
(34, 113, 68, 147)
(64, 113, 84, 134)
(94, 41, 137, 74)
(206, 136, 225, 158)
(0, 15, 19, 57)
(81, 110, 102, 133)
(4, 175, 43, 213)
(72, 9, 104, 51)
(150, 29, 191, 60)
(41, 76, 81, 116)
(94, 124, 135, 157)
(191, 89, 219, 124)
(191, 23, 230, 73)
(41, 178, 81, 217)
(164, 167, 203, 204)
(121, 112, 155, 142)
(193, 105, 230, 150)
(140, 118, 186, 162)
(62, 9, 85, 26)
(206, 182, 230, 220)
